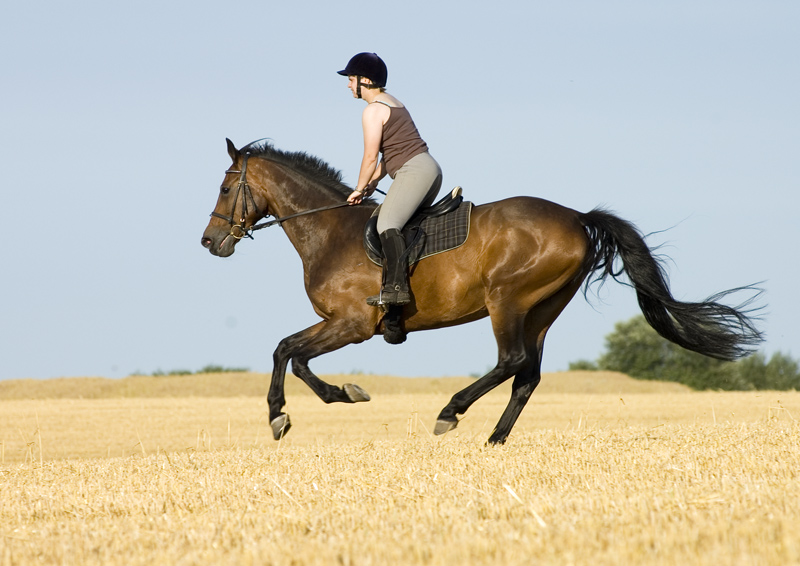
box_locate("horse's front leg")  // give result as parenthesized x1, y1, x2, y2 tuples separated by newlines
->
(267, 322, 325, 436)
(268, 317, 374, 440)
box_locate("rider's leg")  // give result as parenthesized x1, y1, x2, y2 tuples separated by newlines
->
(367, 228, 411, 306)
(376, 152, 442, 234)
(369, 153, 442, 307)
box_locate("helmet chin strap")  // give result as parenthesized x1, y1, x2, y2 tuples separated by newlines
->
(355, 75, 377, 99)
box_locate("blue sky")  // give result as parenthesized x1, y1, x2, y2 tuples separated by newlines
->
(1, 1, 797, 380)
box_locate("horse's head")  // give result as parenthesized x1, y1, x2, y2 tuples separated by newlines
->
(201, 139, 268, 257)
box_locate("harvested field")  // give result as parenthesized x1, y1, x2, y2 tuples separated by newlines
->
(1, 372, 799, 565)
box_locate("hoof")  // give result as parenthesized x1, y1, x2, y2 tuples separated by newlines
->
(434, 419, 458, 435)
(343, 383, 371, 403)
(270, 414, 291, 440)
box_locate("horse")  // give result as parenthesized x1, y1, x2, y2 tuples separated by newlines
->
(201, 139, 762, 445)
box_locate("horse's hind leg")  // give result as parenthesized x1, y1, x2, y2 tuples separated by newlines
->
(487, 279, 585, 444)
(486, 337, 543, 445)
(434, 312, 529, 434)
(433, 269, 579, 436)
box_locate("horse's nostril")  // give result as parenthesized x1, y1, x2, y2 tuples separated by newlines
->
(201, 237, 212, 249)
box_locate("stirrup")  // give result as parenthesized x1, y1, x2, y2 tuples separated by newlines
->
(366, 286, 410, 307)
(366, 291, 384, 307)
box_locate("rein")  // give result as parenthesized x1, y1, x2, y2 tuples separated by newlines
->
(249, 202, 350, 232)
(250, 185, 387, 231)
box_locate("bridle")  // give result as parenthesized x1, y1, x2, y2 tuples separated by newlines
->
(210, 150, 265, 240)
(209, 146, 354, 240)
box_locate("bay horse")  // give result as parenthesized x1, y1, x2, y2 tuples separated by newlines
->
(201, 139, 762, 445)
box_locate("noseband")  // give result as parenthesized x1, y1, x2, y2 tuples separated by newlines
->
(210, 151, 265, 240)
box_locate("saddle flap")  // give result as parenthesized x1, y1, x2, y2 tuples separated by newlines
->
(364, 214, 382, 262)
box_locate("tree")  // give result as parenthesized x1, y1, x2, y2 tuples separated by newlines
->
(735, 351, 800, 390)
(590, 315, 798, 390)
(596, 316, 732, 388)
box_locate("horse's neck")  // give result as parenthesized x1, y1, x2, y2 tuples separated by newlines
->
(255, 160, 363, 262)
(259, 161, 341, 215)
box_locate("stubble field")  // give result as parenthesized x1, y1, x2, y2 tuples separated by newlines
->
(1, 371, 799, 565)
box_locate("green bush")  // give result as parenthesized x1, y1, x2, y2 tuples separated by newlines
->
(568, 360, 598, 371)
(196, 364, 249, 374)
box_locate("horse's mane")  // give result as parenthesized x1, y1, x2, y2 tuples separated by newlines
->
(245, 140, 358, 199)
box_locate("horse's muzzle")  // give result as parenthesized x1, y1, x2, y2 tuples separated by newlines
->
(201, 230, 237, 257)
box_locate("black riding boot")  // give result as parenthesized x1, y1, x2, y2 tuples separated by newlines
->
(366, 228, 411, 307)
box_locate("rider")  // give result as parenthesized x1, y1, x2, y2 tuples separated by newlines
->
(341, 52, 443, 307)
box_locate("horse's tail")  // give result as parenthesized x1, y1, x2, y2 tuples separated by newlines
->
(578, 208, 763, 361)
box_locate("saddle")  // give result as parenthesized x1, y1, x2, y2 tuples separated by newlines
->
(363, 186, 472, 266)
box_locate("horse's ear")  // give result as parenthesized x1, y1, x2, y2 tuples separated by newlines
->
(226, 138, 239, 162)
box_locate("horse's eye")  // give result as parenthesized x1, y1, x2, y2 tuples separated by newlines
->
(220, 186, 231, 195)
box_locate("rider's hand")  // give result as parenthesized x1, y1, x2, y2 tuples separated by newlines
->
(347, 189, 365, 205)
(347, 181, 377, 205)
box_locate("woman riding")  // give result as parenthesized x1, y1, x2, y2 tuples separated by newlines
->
(340, 52, 443, 307)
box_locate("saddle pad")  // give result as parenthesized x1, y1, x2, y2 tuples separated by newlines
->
(365, 201, 473, 266)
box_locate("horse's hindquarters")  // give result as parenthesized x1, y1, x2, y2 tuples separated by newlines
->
(402, 197, 587, 332)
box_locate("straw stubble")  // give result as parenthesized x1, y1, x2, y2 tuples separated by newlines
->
(1, 373, 798, 565)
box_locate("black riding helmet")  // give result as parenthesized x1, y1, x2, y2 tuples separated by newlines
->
(337, 52, 387, 98)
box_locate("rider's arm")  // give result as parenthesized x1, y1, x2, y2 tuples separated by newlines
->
(348, 103, 388, 204)
(367, 160, 386, 189)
